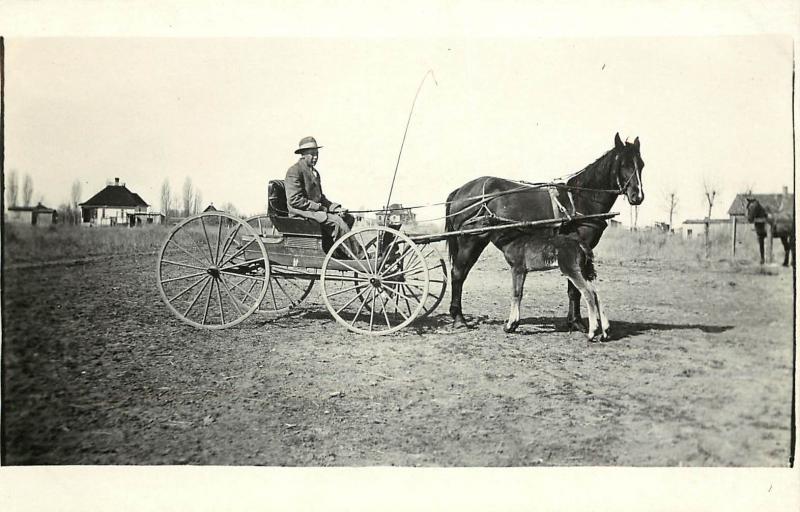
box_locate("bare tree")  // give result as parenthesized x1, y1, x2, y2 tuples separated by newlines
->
(220, 202, 240, 217)
(7, 169, 19, 207)
(663, 190, 679, 230)
(22, 173, 33, 206)
(160, 179, 172, 219)
(69, 180, 83, 225)
(702, 178, 721, 258)
(182, 177, 194, 217)
(192, 190, 203, 215)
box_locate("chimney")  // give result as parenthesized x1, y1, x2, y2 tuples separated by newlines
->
(114, 177, 120, 185)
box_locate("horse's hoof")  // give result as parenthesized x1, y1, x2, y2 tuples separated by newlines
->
(567, 320, 585, 333)
(451, 320, 470, 331)
(503, 322, 519, 334)
(587, 334, 601, 343)
(600, 332, 611, 342)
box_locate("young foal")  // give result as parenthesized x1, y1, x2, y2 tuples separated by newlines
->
(500, 229, 609, 340)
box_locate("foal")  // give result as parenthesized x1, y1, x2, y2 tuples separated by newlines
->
(498, 229, 609, 341)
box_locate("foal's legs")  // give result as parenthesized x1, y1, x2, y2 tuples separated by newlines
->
(449, 235, 490, 328)
(566, 280, 585, 332)
(566, 275, 608, 341)
(504, 266, 527, 333)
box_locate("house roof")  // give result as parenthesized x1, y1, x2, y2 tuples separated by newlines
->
(727, 193, 793, 216)
(203, 204, 218, 212)
(80, 184, 149, 208)
(8, 202, 56, 213)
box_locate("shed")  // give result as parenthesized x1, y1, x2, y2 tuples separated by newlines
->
(79, 178, 150, 226)
(6, 203, 57, 226)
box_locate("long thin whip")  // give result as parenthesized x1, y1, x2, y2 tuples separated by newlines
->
(382, 69, 437, 225)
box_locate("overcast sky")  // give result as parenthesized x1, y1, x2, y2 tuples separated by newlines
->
(4, 35, 793, 226)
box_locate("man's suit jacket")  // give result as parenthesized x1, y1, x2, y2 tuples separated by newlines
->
(285, 158, 341, 223)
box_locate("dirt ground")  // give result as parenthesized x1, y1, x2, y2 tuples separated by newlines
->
(1, 246, 794, 466)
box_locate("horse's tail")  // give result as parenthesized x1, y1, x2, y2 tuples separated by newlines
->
(579, 242, 597, 281)
(444, 187, 459, 263)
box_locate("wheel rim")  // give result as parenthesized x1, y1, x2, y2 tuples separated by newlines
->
(321, 227, 429, 335)
(156, 212, 270, 329)
(417, 243, 448, 318)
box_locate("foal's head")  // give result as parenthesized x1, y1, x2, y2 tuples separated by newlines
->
(612, 133, 645, 205)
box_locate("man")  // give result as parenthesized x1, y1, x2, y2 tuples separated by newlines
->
(285, 136, 356, 250)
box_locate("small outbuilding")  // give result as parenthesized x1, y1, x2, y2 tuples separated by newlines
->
(6, 203, 57, 226)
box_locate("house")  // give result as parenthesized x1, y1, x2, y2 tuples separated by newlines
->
(6, 203, 57, 226)
(681, 218, 730, 240)
(376, 203, 416, 226)
(79, 178, 151, 227)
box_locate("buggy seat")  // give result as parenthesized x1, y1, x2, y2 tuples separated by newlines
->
(267, 179, 325, 238)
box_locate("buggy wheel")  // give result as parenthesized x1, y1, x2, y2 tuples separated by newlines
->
(156, 212, 270, 329)
(246, 214, 316, 316)
(320, 226, 429, 335)
(416, 243, 449, 318)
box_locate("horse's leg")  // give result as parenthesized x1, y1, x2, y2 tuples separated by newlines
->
(780, 236, 790, 266)
(757, 234, 766, 265)
(504, 265, 527, 333)
(566, 280, 585, 332)
(449, 235, 490, 328)
(594, 284, 610, 341)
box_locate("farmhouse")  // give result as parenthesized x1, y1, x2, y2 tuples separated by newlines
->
(80, 178, 158, 227)
(6, 203, 57, 226)
(376, 203, 416, 225)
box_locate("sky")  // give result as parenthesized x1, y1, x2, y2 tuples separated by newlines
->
(3, 35, 794, 227)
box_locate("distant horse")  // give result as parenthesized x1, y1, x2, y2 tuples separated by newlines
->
(745, 197, 794, 266)
(445, 133, 644, 339)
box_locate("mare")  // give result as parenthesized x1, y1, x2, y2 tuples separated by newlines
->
(745, 197, 794, 266)
(444, 133, 645, 339)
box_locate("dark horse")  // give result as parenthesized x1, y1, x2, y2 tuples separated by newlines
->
(445, 133, 644, 339)
(745, 197, 794, 266)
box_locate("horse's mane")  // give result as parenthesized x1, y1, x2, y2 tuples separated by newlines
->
(566, 149, 616, 187)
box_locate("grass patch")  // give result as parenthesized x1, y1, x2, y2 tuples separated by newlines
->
(3, 223, 170, 265)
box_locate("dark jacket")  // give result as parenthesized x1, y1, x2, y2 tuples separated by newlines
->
(285, 158, 341, 223)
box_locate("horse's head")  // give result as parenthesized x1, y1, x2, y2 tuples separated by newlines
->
(745, 197, 765, 223)
(613, 132, 645, 205)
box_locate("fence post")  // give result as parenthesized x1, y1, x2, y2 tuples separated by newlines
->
(704, 219, 710, 259)
(730, 216, 737, 259)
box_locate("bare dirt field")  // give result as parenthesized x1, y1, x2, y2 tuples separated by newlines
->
(1, 242, 794, 466)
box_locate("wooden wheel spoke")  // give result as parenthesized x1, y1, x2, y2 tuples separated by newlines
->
(377, 292, 393, 328)
(271, 277, 296, 306)
(383, 283, 422, 306)
(215, 278, 226, 325)
(168, 274, 210, 302)
(214, 215, 224, 264)
(161, 270, 208, 284)
(219, 277, 245, 316)
(382, 263, 424, 281)
(382, 287, 409, 321)
(166, 239, 211, 268)
(161, 259, 208, 271)
(336, 284, 372, 315)
(199, 215, 216, 263)
(227, 275, 264, 304)
(380, 245, 416, 276)
(219, 237, 257, 268)
(218, 224, 243, 264)
(327, 282, 369, 299)
(350, 288, 374, 326)
(183, 277, 212, 318)
(201, 279, 214, 325)
(376, 235, 401, 273)
(219, 270, 268, 283)
(338, 242, 371, 274)
(352, 233, 374, 274)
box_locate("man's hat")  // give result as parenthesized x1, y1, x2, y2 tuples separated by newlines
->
(294, 136, 323, 154)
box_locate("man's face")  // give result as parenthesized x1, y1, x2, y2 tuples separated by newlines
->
(300, 149, 318, 167)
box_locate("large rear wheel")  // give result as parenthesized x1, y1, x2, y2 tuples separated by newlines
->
(156, 212, 270, 329)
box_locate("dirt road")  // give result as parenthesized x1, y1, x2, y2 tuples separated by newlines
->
(2, 249, 794, 466)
